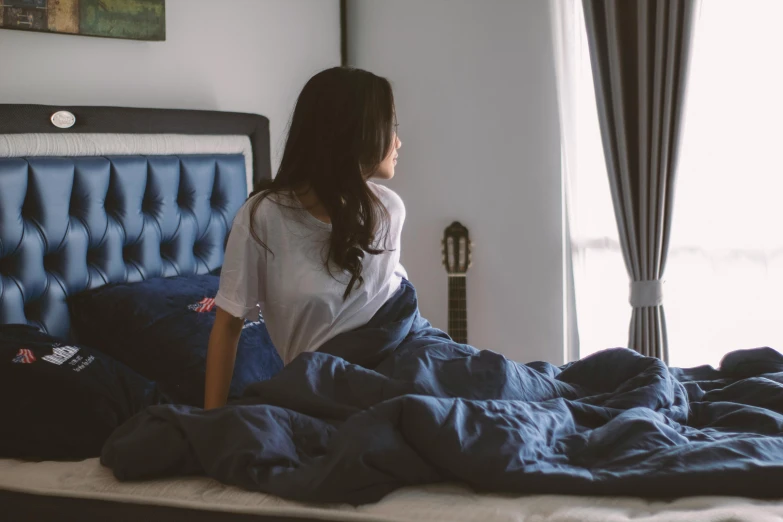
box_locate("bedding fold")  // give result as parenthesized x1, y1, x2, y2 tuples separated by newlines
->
(102, 280, 783, 504)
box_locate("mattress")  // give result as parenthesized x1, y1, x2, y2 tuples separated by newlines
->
(2, 458, 783, 522)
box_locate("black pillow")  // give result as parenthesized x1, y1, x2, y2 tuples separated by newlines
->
(68, 274, 283, 407)
(0, 324, 166, 460)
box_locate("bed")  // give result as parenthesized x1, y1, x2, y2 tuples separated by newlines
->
(2, 104, 783, 522)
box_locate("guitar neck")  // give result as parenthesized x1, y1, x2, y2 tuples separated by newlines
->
(447, 275, 467, 344)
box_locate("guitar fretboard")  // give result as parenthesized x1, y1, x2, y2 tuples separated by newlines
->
(447, 275, 467, 344)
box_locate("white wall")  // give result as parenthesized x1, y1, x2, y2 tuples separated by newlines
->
(348, 0, 564, 364)
(0, 0, 341, 172)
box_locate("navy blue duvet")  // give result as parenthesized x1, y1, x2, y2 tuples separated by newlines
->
(102, 280, 783, 505)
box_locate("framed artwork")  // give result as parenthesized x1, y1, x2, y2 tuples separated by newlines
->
(0, 0, 165, 41)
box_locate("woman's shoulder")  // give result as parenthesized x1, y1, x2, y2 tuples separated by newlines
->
(367, 182, 404, 213)
(233, 191, 292, 230)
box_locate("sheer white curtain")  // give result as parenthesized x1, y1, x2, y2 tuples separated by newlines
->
(555, 0, 783, 368)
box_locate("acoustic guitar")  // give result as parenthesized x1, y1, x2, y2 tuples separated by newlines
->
(441, 221, 472, 344)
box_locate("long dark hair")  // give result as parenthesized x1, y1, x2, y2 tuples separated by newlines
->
(248, 66, 397, 299)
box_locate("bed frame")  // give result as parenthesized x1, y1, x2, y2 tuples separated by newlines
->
(0, 104, 334, 522)
(3, 105, 781, 522)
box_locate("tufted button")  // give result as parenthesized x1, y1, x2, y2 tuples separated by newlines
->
(0, 256, 11, 276)
(23, 301, 36, 317)
(104, 193, 119, 218)
(122, 245, 134, 262)
(43, 252, 60, 273)
(104, 208, 119, 222)
(69, 191, 84, 218)
(193, 241, 204, 257)
(20, 204, 32, 222)
(141, 193, 157, 215)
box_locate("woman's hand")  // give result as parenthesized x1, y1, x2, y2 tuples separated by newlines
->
(204, 307, 244, 409)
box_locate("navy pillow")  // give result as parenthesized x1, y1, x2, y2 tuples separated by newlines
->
(0, 324, 166, 460)
(68, 275, 283, 407)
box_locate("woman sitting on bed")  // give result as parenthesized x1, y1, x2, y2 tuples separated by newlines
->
(204, 66, 405, 409)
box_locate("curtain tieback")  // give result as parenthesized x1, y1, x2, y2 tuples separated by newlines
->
(629, 279, 664, 307)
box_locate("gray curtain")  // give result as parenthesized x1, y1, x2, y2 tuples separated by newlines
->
(582, 0, 698, 361)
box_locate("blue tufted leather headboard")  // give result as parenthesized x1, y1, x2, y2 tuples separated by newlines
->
(0, 154, 247, 339)
(0, 105, 271, 340)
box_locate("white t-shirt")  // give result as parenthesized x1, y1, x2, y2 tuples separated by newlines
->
(215, 182, 407, 364)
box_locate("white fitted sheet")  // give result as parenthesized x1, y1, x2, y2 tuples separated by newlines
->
(2, 457, 783, 522)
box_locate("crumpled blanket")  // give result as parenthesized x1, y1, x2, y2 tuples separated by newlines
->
(102, 280, 783, 505)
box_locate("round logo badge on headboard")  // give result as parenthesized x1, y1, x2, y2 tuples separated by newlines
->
(50, 111, 76, 129)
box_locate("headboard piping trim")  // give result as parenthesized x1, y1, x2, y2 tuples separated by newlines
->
(0, 133, 253, 195)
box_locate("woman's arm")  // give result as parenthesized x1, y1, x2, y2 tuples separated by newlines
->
(204, 307, 245, 410)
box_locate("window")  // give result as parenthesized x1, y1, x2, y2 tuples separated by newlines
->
(565, 0, 783, 368)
